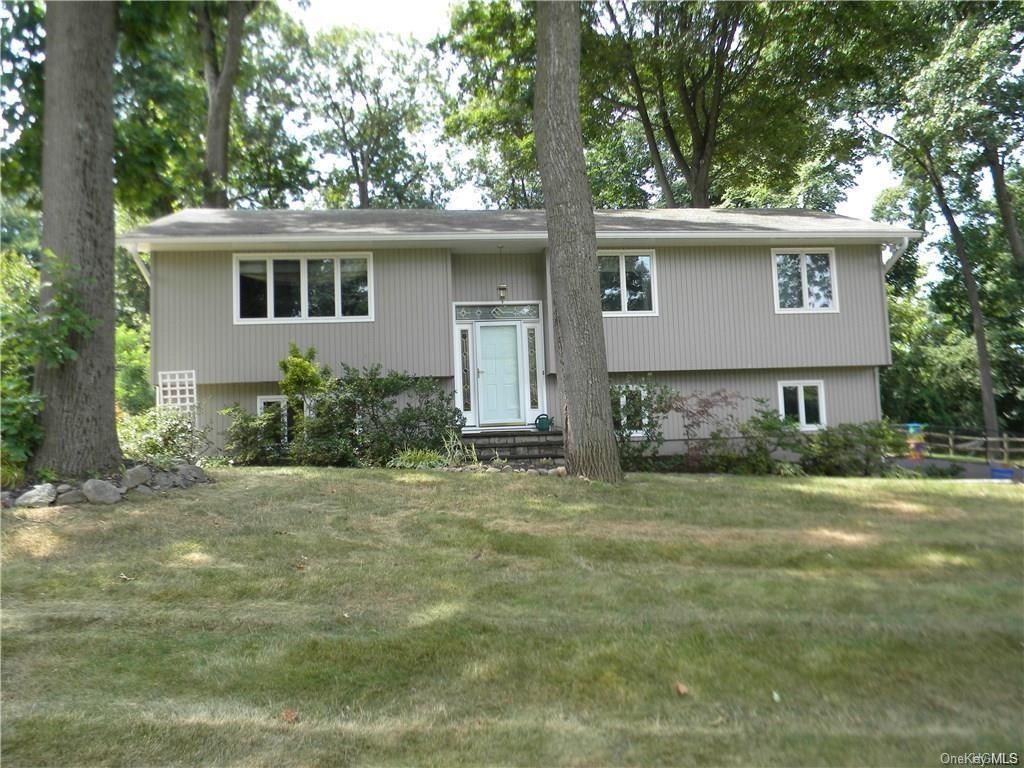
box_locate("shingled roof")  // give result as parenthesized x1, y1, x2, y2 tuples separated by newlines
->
(120, 207, 920, 250)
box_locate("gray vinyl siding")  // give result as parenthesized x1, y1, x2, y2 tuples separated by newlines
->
(152, 249, 452, 384)
(601, 243, 890, 372)
(451, 252, 546, 302)
(604, 366, 881, 444)
(196, 382, 279, 449)
(199, 367, 879, 452)
(155, 243, 891, 397)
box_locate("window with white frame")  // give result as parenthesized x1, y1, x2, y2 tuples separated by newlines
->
(772, 248, 837, 312)
(157, 370, 196, 412)
(256, 395, 294, 441)
(778, 381, 825, 430)
(235, 253, 372, 323)
(612, 384, 649, 437)
(599, 250, 657, 315)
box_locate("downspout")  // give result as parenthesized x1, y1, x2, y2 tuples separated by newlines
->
(882, 236, 909, 274)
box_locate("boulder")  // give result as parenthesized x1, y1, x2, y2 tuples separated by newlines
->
(15, 484, 57, 508)
(82, 479, 122, 505)
(151, 471, 180, 490)
(56, 483, 73, 494)
(176, 464, 208, 484)
(1, 491, 14, 508)
(128, 485, 154, 498)
(526, 469, 539, 476)
(553, 466, 568, 478)
(123, 465, 152, 489)
(56, 489, 87, 505)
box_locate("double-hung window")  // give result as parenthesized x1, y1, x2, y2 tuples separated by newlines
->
(778, 381, 826, 431)
(599, 250, 657, 315)
(772, 248, 837, 313)
(235, 253, 373, 323)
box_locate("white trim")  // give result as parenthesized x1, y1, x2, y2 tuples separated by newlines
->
(256, 395, 290, 440)
(451, 301, 547, 429)
(615, 383, 649, 438)
(156, 370, 196, 411)
(777, 380, 827, 431)
(598, 249, 658, 317)
(453, 323, 477, 428)
(232, 252, 374, 324)
(771, 247, 839, 314)
(122, 228, 923, 252)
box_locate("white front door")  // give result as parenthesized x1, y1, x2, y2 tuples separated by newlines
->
(477, 323, 523, 425)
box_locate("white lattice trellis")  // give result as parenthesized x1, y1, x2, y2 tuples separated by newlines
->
(156, 370, 197, 411)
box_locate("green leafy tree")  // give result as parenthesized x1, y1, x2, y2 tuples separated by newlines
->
(862, 4, 1023, 436)
(303, 29, 453, 209)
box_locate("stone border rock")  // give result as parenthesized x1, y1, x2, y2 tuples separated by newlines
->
(4, 461, 214, 509)
(444, 460, 569, 477)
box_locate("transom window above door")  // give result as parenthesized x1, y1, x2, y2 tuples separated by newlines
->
(599, 250, 657, 316)
(234, 253, 373, 323)
(772, 248, 837, 313)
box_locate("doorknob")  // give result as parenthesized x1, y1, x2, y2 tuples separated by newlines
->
(477, 368, 485, 376)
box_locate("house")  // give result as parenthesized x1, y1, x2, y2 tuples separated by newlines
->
(119, 208, 920, 452)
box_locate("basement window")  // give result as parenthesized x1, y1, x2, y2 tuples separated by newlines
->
(778, 381, 826, 431)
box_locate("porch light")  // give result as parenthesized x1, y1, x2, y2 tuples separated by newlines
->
(497, 283, 507, 303)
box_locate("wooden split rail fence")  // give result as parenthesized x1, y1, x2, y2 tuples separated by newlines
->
(917, 431, 1024, 464)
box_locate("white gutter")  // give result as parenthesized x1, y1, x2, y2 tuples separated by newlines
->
(882, 236, 910, 274)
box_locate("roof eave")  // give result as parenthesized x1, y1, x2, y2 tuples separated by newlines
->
(119, 228, 923, 252)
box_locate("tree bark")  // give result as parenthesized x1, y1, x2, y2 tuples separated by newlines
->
(983, 139, 1024, 274)
(603, 1, 676, 207)
(534, 1, 623, 482)
(32, 0, 122, 476)
(928, 160, 1000, 438)
(194, 2, 251, 208)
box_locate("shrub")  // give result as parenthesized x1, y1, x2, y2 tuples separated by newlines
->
(798, 421, 906, 477)
(387, 448, 446, 469)
(115, 324, 155, 414)
(732, 405, 804, 474)
(220, 406, 287, 466)
(609, 378, 675, 469)
(1, 249, 98, 485)
(118, 407, 211, 466)
(672, 389, 742, 470)
(221, 351, 465, 468)
(922, 462, 967, 479)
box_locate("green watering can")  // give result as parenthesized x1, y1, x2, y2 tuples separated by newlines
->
(534, 413, 553, 432)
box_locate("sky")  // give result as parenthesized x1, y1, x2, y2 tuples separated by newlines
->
(288, 0, 898, 221)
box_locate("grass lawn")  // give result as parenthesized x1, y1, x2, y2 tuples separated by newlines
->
(2, 468, 1022, 767)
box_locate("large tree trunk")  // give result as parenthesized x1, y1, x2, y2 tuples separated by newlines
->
(32, 1, 122, 476)
(195, 2, 251, 208)
(983, 139, 1024, 274)
(931, 177, 1000, 439)
(534, 1, 623, 482)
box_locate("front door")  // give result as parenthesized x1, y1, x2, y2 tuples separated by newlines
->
(477, 323, 522, 425)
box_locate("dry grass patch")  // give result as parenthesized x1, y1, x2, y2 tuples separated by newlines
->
(2, 468, 1021, 766)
